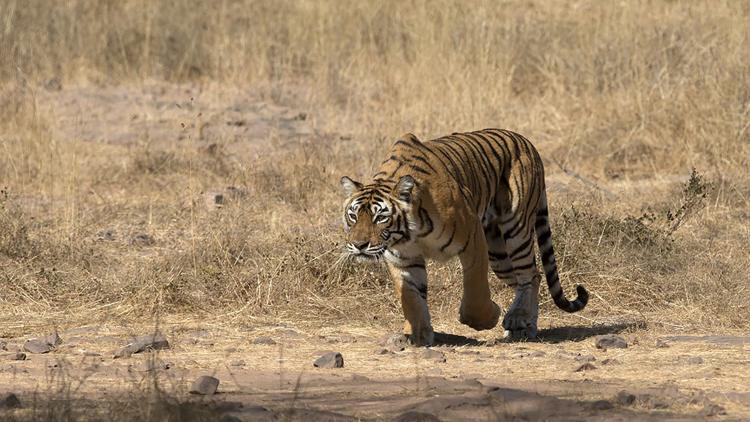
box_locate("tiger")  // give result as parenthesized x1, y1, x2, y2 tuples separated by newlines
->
(340, 129, 588, 346)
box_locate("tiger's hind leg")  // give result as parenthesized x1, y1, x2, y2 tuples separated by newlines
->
(490, 221, 540, 340)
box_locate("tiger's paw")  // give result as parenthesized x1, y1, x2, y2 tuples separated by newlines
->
(502, 308, 538, 340)
(459, 301, 501, 331)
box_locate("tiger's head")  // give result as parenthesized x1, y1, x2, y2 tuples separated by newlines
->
(339, 175, 417, 261)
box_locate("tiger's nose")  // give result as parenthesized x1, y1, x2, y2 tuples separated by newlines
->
(352, 240, 370, 251)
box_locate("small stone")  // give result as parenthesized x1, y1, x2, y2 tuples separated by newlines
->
(229, 359, 245, 367)
(44, 78, 62, 92)
(129, 233, 155, 246)
(575, 354, 596, 363)
(422, 349, 446, 363)
(0, 340, 6, 351)
(601, 358, 621, 365)
(393, 411, 442, 422)
(616, 391, 636, 405)
(686, 356, 704, 364)
(528, 350, 546, 358)
(574, 362, 597, 372)
(252, 336, 277, 345)
(46, 332, 63, 346)
(313, 352, 344, 368)
(203, 191, 225, 210)
(114, 333, 170, 359)
(96, 229, 116, 241)
(376, 348, 392, 355)
(382, 334, 408, 353)
(702, 404, 726, 417)
(591, 400, 614, 410)
(24, 339, 53, 354)
(655, 339, 670, 348)
(11, 352, 26, 361)
(594, 335, 628, 350)
(0, 393, 21, 409)
(190, 376, 219, 395)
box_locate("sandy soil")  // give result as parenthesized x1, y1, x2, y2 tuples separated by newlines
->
(1, 321, 749, 421)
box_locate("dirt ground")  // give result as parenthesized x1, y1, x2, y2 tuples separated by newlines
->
(1, 82, 748, 421)
(1, 320, 749, 421)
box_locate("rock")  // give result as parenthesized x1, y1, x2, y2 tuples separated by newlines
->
(129, 233, 155, 246)
(376, 348, 392, 355)
(601, 358, 620, 365)
(96, 229, 116, 241)
(393, 411, 442, 422)
(382, 334, 408, 353)
(594, 335, 628, 350)
(616, 391, 636, 405)
(423, 349, 446, 363)
(575, 354, 596, 363)
(23, 339, 53, 354)
(190, 376, 219, 395)
(686, 356, 704, 364)
(314, 352, 344, 368)
(0, 340, 6, 351)
(46, 332, 63, 346)
(203, 191, 225, 210)
(574, 362, 597, 372)
(0, 393, 21, 409)
(44, 78, 62, 92)
(655, 338, 670, 348)
(702, 404, 726, 417)
(252, 336, 277, 345)
(637, 394, 670, 409)
(10, 352, 26, 361)
(229, 359, 245, 367)
(114, 333, 170, 358)
(591, 400, 614, 410)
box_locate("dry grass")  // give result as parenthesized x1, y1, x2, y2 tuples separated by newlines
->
(1, 0, 749, 335)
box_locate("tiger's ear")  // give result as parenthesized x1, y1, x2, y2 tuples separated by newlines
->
(395, 175, 416, 203)
(340, 176, 363, 197)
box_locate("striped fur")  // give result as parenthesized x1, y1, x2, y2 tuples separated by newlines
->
(341, 129, 588, 345)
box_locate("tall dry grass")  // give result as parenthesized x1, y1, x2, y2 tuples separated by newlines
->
(1, 0, 749, 333)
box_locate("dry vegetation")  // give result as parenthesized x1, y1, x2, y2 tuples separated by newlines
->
(1, 0, 749, 338)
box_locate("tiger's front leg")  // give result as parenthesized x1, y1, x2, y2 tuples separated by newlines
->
(386, 258, 434, 347)
(458, 221, 502, 331)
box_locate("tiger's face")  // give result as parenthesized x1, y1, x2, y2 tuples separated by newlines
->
(340, 175, 416, 261)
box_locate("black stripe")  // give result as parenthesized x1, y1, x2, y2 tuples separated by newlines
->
(409, 155, 438, 172)
(537, 228, 552, 246)
(417, 207, 434, 238)
(509, 236, 533, 258)
(512, 261, 536, 271)
(439, 224, 456, 252)
(488, 251, 508, 260)
(409, 164, 431, 174)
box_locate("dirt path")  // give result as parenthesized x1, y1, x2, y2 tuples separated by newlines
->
(1, 322, 748, 420)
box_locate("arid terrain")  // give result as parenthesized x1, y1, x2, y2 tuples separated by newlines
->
(1, 1, 749, 420)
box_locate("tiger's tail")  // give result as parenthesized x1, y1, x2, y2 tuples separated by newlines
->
(534, 191, 588, 313)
